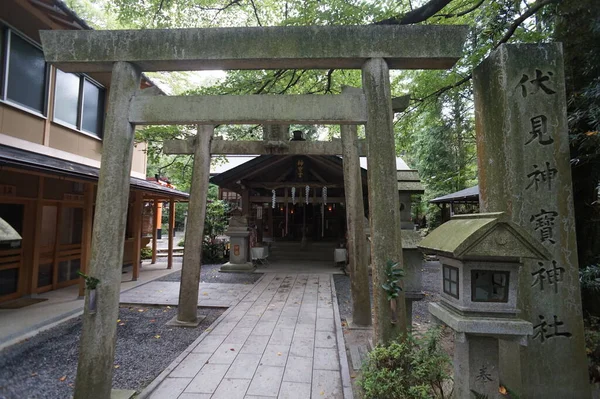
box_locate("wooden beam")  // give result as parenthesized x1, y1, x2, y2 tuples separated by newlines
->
(30, 177, 44, 293)
(79, 183, 94, 297)
(167, 197, 175, 269)
(51, 205, 63, 290)
(131, 191, 144, 281)
(151, 200, 158, 264)
(39, 25, 468, 73)
(165, 138, 367, 156)
(246, 182, 342, 189)
(251, 196, 344, 203)
(129, 94, 367, 125)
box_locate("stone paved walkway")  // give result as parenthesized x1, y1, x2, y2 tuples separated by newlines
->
(120, 281, 253, 307)
(144, 273, 351, 399)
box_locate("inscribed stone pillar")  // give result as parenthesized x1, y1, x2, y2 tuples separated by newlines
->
(175, 125, 213, 326)
(74, 62, 142, 399)
(341, 123, 371, 327)
(474, 43, 590, 398)
(362, 58, 406, 343)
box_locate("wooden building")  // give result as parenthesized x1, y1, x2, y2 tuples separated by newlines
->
(211, 154, 424, 246)
(0, 0, 188, 304)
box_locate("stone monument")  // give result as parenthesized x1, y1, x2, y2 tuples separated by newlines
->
(474, 43, 590, 397)
(220, 215, 254, 272)
(419, 213, 551, 398)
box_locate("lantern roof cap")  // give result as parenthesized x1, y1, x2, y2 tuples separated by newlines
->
(418, 212, 551, 261)
(0, 217, 21, 243)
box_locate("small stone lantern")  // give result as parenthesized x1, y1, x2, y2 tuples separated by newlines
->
(418, 212, 550, 398)
(220, 215, 254, 272)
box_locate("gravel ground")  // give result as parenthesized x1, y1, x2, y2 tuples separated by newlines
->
(333, 260, 441, 325)
(157, 263, 263, 285)
(0, 306, 224, 399)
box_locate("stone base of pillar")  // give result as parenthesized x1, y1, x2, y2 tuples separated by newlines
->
(219, 262, 255, 272)
(346, 320, 372, 330)
(453, 334, 500, 399)
(166, 313, 207, 328)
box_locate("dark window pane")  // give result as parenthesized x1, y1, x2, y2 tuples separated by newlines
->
(58, 259, 81, 283)
(471, 270, 510, 302)
(54, 69, 80, 126)
(37, 263, 52, 287)
(0, 268, 19, 296)
(82, 79, 105, 136)
(7, 33, 46, 113)
(60, 207, 83, 245)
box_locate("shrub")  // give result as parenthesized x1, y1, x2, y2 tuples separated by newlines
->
(202, 240, 226, 263)
(178, 238, 185, 247)
(140, 247, 152, 260)
(585, 316, 600, 383)
(358, 329, 451, 399)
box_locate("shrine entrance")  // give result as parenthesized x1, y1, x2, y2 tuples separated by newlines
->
(211, 153, 367, 255)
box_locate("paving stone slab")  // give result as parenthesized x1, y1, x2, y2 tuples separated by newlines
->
(170, 353, 212, 378)
(226, 353, 262, 379)
(312, 369, 343, 399)
(278, 381, 311, 399)
(283, 356, 313, 383)
(212, 378, 252, 399)
(149, 377, 192, 399)
(314, 348, 340, 371)
(185, 364, 230, 394)
(246, 365, 285, 397)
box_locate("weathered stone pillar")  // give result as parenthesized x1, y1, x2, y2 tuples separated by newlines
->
(474, 43, 590, 398)
(74, 61, 142, 399)
(175, 125, 213, 326)
(453, 335, 500, 399)
(341, 123, 371, 327)
(362, 58, 406, 343)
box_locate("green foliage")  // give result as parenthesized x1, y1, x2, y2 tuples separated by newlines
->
(178, 238, 185, 247)
(140, 247, 153, 260)
(580, 264, 600, 294)
(358, 328, 452, 399)
(204, 200, 229, 240)
(202, 241, 227, 263)
(585, 316, 600, 383)
(77, 271, 100, 290)
(72, 0, 599, 264)
(381, 260, 405, 301)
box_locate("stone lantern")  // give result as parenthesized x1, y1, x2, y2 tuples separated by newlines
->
(418, 212, 551, 398)
(220, 214, 254, 272)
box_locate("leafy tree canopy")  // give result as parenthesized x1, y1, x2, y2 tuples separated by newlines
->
(66, 0, 598, 259)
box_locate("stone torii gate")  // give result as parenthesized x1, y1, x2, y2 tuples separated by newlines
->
(39, 25, 468, 399)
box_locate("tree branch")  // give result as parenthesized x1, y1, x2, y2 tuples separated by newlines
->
(435, 0, 485, 19)
(412, 0, 559, 103)
(324, 69, 335, 94)
(375, 0, 454, 25)
(493, 0, 559, 50)
(248, 0, 262, 26)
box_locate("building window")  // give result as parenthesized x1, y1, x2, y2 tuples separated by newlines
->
(471, 270, 510, 303)
(2, 29, 48, 114)
(443, 265, 459, 299)
(54, 68, 105, 137)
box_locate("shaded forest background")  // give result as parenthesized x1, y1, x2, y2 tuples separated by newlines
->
(66, 0, 599, 268)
